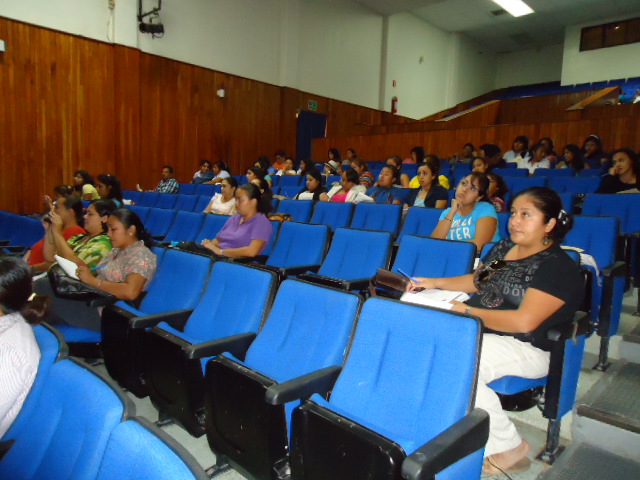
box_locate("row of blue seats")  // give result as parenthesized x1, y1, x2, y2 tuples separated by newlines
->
(0, 324, 207, 480)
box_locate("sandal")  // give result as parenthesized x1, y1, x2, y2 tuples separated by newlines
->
(482, 455, 531, 476)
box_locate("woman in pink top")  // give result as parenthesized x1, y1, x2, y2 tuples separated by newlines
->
(324, 169, 370, 203)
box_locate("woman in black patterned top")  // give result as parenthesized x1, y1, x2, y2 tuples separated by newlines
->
(409, 187, 583, 476)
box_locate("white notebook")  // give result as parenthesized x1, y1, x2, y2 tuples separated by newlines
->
(400, 289, 470, 310)
(54, 255, 79, 280)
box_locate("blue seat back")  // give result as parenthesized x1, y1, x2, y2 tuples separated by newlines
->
(397, 207, 444, 243)
(145, 208, 178, 237)
(278, 175, 302, 187)
(492, 168, 527, 177)
(503, 176, 547, 196)
(266, 222, 328, 268)
(309, 202, 354, 231)
(350, 203, 402, 236)
(243, 280, 360, 383)
(163, 211, 206, 243)
(137, 192, 161, 207)
(276, 199, 314, 222)
(194, 184, 215, 197)
(140, 249, 211, 315)
(533, 168, 575, 177)
(194, 214, 229, 244)
(579, 169, 603, 177)
(402, 164, 418, 178)
(497, 211, 510, 239)
(178, 183, 196, 195)
(583, 193, 640, 235)
(392, 236, 475, 277)
(129, 205, 151, 223)
(326, 175, 341, 185)
(150, 246, 166, 267)
(123, 190, 143, 204)
(174, 194, 198, 212)
(0, 359, 131, 480)
(195, 195, 212, 212)
(392, 187, 412, 205)
(326, 298, 480, 455)
(96, 418, 208, 480)
(480, 242, 496, 261)
(318, 228, 391, 281)
(6, 216, 44, 247)
(558, 192, 575, 213)
(156, 193, 178, 209)
(547, 176, 600, 194)
(280, 186, 303, 199)
(262, 220, 282, 257)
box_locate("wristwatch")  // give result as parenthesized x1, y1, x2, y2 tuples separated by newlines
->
(464, 306, 472, 315)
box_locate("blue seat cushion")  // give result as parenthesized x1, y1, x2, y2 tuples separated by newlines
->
(488, 375, 547, 395)
(55, 324, 101, 343)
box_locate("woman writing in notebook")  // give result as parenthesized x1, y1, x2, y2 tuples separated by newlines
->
(410, 187, 583, 476)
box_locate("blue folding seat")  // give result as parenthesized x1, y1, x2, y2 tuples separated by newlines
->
(0, 216, 44, 253)
(96, 417, 208, 480)
(534, 168, 575, 177)
(162, 211, 206, 243)
(298, 228, 392, 291)
(0, 358, 133, 480)
(563, 216, 625, 370)
(144, 207, 178, 239)
(1, 323, 68, 442)
(392, 187, 412, 205)
(178, 183, 196, 195)
(128, 205, 151, 223)
(81, 200, 91, 209)
(194, 194, 212, 212)
(309, 202, 354, 231)
(143, 262, 278, 436)
(155, 193, 178, 209)
(271, 197, 280, 212)
(558, 192, 575, 213)
(270, 175, 281, 187)
(397, 207, 444, 243)
(279, 185, 303, 199)
(579, 168, 603, 177)
(503, 176, 547, 196)
(137, 191, 161, 207)
(278, 175, 302, 187)
(174, 193, 199, 211)
(123, 189, 143, 204)
(204, 280, 362, 480)
(492, 168, 528, 177)
(326, 174, 341, 185)
(496, 211, 510, 239)
(402, 164, 418, 178)
(350, 203, 402, 237)
(547, 176, 600, 194)
(194, 184, 216, 197)
(480, 242, 496, 261)
(101, 249, 213, 396)
(392, 235, 475, 278)
(276, 199, 314, 222)
(195, 214, 229, 244)
(287, 297, 488, 480)
(262, 220, 281, 257)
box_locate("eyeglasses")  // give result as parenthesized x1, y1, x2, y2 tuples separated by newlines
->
(459, 179, 479, 193)
(476, 260, 506, 284)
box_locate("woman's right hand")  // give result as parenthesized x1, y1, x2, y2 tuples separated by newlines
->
(450, 198, 459, 214)
(50, 211, 64, 232)
(408, 277, 436, 291)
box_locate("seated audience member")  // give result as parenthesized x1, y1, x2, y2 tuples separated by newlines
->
(275, 158, 297, 176)
(582, 135, 609, 171)
(203, 162, 231, 185)
(480, 144, 507, 172)
(249, 177, 274, 212)
(519, 143, 551, 174)
(203, 177, 238, 215)
(192, 160, 214, 184)
(556, 144, 584, 171)
(95, 174, 124, 207)
(343, 148, 357, 166)
(42, 185, 74, 212)
(431, 172, 499, 250)
(324, 160, 342, 177)
(487, 173, 508, 213)
(292, 169, 328, 201)
(367, 165, 401, 204)
(409, 146, 425, 165)
(402, 162, 448, 209)
(272, 151, 287, 174)
(137, 165, 179, 194)
(410, 187, 582, 476)
(254, 158, 274, 186)
(472, 156, 489, 174)
(386, 156, 411, 187)
(325, 169, 371, 203)
(36, 209, 157, 332)
(409, 155, 451, 189)
(350, 157, 375, 188)
(201, 183, 273, 258)
(328, 148, 342, 168)
(450, 142, 475, 164)
(596, 148, 639, 193)
(503, 136, 531, 164)
(41, 199, 116, 270)
(297, 158, 316, 177)
(25, 195, 87, 273)
(73, 170, 100, 201)
(0, 257, 49, 438)
(538, 137, 558, 165)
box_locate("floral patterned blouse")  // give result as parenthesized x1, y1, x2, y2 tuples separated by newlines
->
(68, 234, 113, 270)
(95, 240, 157, 289)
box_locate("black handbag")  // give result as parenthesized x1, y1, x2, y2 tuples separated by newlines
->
(47, 264, 116, 302)
(369, 269, 410, 299)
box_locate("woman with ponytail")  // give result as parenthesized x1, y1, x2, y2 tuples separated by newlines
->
(0, 257, 50, 437)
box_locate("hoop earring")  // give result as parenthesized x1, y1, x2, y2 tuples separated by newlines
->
(543, 233, 551, 245)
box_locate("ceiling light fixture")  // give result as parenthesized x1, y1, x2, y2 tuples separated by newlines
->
(492, 0, 533, 17)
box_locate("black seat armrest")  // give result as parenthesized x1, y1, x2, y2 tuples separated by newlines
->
(2, 245, 27, 253)
(265, 366, 342, 405)
(546, 311, 591, 342)
(231, 255, 269, 265)
(341, 278, 372, 291)
(402, 408, 490, 480)
(0, 240, 10, 246)
(602, 261, 626, 278)
(184, 332, 257, 360)
(87, 295, 119, 308)
(280, 264, 321, 277)
(129, 309, 194, 330)
(151, 235, 166, 241)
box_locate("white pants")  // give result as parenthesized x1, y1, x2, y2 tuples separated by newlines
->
(476, 334, 550, 456)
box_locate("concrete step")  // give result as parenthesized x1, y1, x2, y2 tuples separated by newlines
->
(619, 323, 640, 364)
(537, 443, 640, 480)
(572, 360, 640, 462)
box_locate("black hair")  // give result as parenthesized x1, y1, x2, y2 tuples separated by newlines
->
(162, 165, 174, 174)
(463, 143, 475, 151)
(199, 159, 211, 168)
(418, 162, 440, 188)
(305, 168, 324, 186)
(90, 199, 118, 233)
(62, 195, 85, 227)
(581, 135, 604, 157)
(464, 172, 491, 202)
(275, 150, 286, 158)
(487, 173, 508, 199)
(256, 156, 272, 170)
(562, 144, 584, 171)
(480, 144, 501, 159)
(247, 166, 266, 180)
(539, 137, 555, 154)
(54, 185, 73, 196)
(513, 136, 529, 151)
(411, 147, 426, 163)
(350, 157, 369, 172)
(0, 257, 49, 325)
(222, 176, 239, 189)
(513, 187, 573, 242)
(472, 156, 488, 169)
(298, 158, 315, 175)
(110, 208, 154, 248)
(381, 164, 400, 185)
(238, 183, 272, 215)
(214, 161, 231, 174)
(610, 148, 640, 177)
(328, 149, 341, 162)
(424, 154, 441, 170)
(343, 168, 360, 185)
(97, 173, 124, 205)
(346, 148, 357, 157)
(73, 170, 95, 193)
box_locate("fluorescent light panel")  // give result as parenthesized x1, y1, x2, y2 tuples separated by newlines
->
(492, 0, 534, 17)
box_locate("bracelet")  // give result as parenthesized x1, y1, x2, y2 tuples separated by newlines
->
(444, 217, 453, 222)
(465, 306, 472, 315)
(220, 249, 224, 256)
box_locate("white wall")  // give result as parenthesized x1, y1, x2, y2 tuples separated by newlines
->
(450, 33, 497, 106)
(561, 13, 640, 85)
(495, 44, 563, 89)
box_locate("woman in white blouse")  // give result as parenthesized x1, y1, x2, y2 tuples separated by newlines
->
(204, 177, 238, 215)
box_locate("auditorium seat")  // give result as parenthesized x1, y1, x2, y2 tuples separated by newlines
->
(194, 184, 216, 197)
(194, 214, 229, 244)
(547, 176, 600, 194)
(533, 167, 576, 177)
(309, 202, 354, 231)
(397, 207, 444, 244)
(161, 211, 206, 244)
(178, 183, 197, 195)
(503, 176, 547, 196)
(276, 199, 314, 222)
(392, 235, 476, 278)
(194, 195, 212, 212)
(136, 192, 161, 207)
(278, 175, 302, 187)
(174, 194, 199, 212)
(128, 205, 151, 223)
(155, 193, 178, 210)
(144, 208, 178, 239)
(350, 203, 402, 237)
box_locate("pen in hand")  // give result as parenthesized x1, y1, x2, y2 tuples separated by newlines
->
(397, 268, 418, 284)
(91, 264, 107, 272)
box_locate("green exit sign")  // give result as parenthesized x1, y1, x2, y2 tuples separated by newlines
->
(308, 100, 318, 111)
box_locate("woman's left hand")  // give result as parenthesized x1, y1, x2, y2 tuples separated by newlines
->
(76, 266, 96, 285)
(449, 300, 468, 313)
(50, 211, 64, 232)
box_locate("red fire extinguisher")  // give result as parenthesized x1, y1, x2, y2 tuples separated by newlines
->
(391, 96, 398, 115)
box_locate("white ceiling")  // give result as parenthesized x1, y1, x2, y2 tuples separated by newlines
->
(353, 0, 640, 53)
